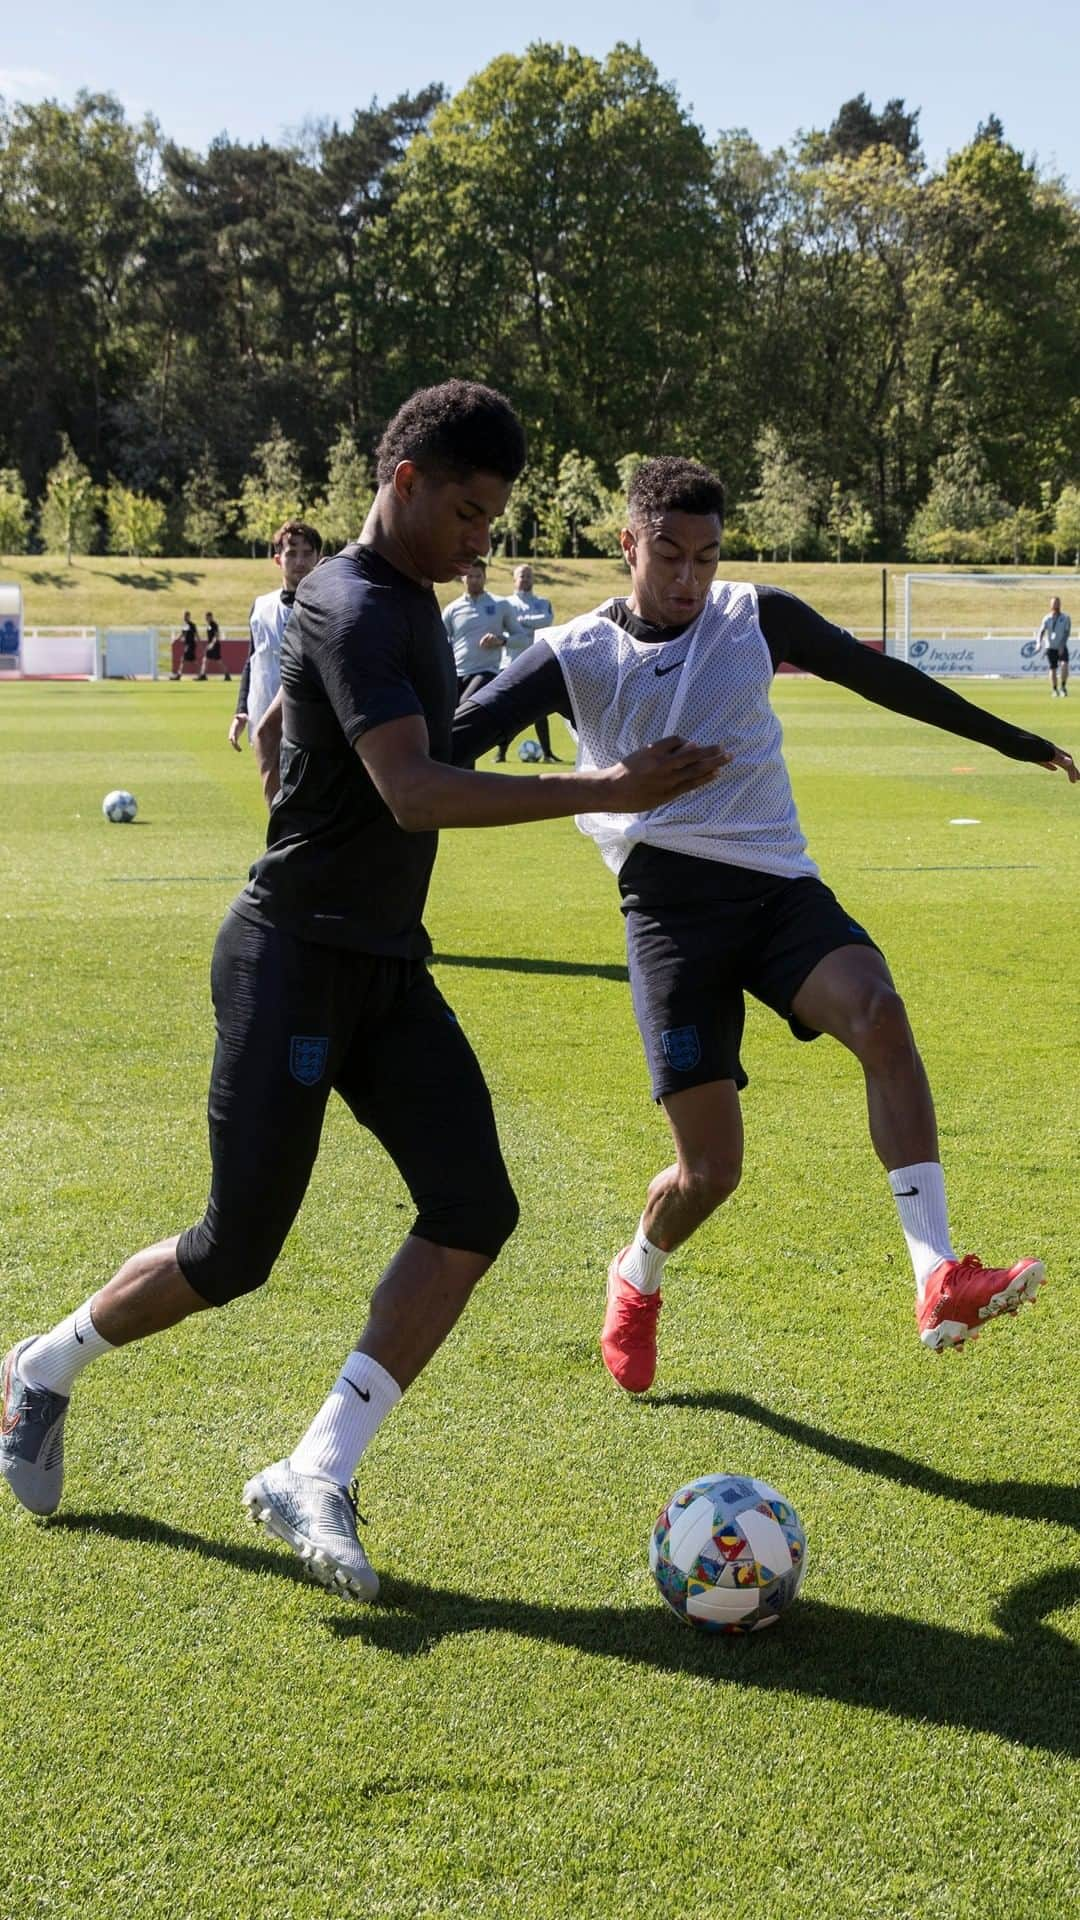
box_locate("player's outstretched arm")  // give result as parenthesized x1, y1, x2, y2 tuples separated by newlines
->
(452, 640, 572, 763)
(358, 716, 729, 831)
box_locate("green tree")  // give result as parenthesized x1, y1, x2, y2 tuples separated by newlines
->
(741, 427, 816, 560)
(385, 43, 724, 469)
(826, 482, 874, 561)
(536, 498, 570, 560)
(105, 480, 166, 560)
(238, 423, 306, 554)
(991, 504, 1045, 566)
(315, 426, 374, 551)
(1052, 485, 1080, 567)
(906, 437, 1005, 561)
(816, 93, 922, 169)
(915, 137, 1080, 508)
(0, 94, 159, 498)
(493, 464, 545, 558)
(0, 470, 31, 554)
(182, 448, 231, 556)
(555, 450, 606, 557)
(39, 436, 99, 561)
(578, 453, 646, 559)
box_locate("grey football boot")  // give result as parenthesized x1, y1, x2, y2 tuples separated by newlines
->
(0, 1338, 69, 1515)
(242, 1459, 379, 1601)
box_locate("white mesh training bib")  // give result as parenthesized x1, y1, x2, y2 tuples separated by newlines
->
(546, 581, 816, 879)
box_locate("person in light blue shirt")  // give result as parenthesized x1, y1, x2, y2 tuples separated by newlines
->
(503, 563, 561, 760)
(442, 558, 526, 761)
(442, 560, 522, 691)
(1037, 596, 1071, 697)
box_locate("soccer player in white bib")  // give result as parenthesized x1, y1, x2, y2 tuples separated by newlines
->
(228, 520, 323, 755)
(453, 457, 1078, 1384)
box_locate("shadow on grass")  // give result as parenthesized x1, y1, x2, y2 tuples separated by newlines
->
(104, 568, 203, 591)
(648, 1392, 1080, 1533)
(51, 1509, 313, 1587)
(432, 952, 628, 982)
(49, 1511, 1077, 1756)
(336, 1566, 1079, 1757)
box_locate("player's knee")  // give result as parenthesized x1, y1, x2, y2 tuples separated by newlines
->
(680, 1152, 742, 1213)
(413, 1171, 519, 1260)
(847, 981, 914, 1067)
(176, 1219, 282, 1306)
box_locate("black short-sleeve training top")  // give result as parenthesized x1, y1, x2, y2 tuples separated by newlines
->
(234, 543, 456, 957)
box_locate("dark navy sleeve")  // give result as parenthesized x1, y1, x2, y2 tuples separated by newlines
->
(451, 641, 573, 765)
(310, 582, 424, 747)
(757, 586, 1056, 765)
(236, 615, 254, 715)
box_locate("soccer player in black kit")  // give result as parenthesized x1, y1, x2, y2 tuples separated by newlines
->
(453, 457, 1077, 1392)
(0, 388, 725, 1598)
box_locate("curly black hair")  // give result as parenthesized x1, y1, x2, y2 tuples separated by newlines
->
(376, 380, 526, 487)
(627, 457, 725, 527)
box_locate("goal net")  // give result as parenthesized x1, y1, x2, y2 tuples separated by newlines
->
(896, 572, 1075, 677)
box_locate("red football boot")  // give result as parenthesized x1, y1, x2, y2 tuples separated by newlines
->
(917, 1254, 1044, 1351)
(601, 1251, 662, 1393)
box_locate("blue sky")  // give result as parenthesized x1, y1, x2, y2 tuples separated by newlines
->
(3, 0, 1077, 185)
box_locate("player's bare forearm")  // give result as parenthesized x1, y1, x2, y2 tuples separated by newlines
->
(253, 689, 284, 805)
(358, 715, 729, 831)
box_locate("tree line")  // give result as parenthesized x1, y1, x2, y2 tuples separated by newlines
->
(2, 45, 1079, 563)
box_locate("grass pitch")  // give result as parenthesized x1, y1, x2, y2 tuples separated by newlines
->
(0, 676, 1077, 1920)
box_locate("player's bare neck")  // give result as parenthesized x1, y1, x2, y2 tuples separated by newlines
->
(360, 501, 432, 589)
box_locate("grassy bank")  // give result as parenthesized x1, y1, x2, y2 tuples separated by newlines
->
(5, 553, 1078, 639)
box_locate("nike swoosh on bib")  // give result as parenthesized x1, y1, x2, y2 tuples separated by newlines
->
(655, 658, 686, 677)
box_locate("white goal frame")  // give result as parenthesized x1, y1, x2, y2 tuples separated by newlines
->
(898, 571, 1077, 676)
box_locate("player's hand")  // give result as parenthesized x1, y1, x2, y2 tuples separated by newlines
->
(1041, 746, 1078, 782)
(479, 632, 502, 649)
(603, 736, 731, 810)
(228, 714, 247, 751)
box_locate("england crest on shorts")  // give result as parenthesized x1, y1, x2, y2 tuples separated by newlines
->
(661, 1024, 701, 1072)
(289, 1035, 329, 1086)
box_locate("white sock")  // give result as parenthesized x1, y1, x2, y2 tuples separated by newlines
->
(289, 1351, 402, 1488)
(19, 1298, 114, 1396)
(618, 1218, 669, 1295)
(888, 1163, 956, 1297)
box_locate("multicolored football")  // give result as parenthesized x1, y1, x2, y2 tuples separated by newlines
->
(650, 1474, 807, 1632)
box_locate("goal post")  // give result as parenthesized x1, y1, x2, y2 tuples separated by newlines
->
(897, 571, 1077, 676)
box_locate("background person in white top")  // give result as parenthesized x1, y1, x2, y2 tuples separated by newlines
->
(453, 457, 1077, 1382)
(505, 563, 560, 760)
(228, 519, 323, 753)
(1037, 595, 1071, 696)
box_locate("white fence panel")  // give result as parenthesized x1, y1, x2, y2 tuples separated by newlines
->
(103, 628, 158, 678)
(20, 628, 99, 678)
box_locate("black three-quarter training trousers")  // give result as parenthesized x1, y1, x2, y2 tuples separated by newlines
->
(178, 910, 518, 1305)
